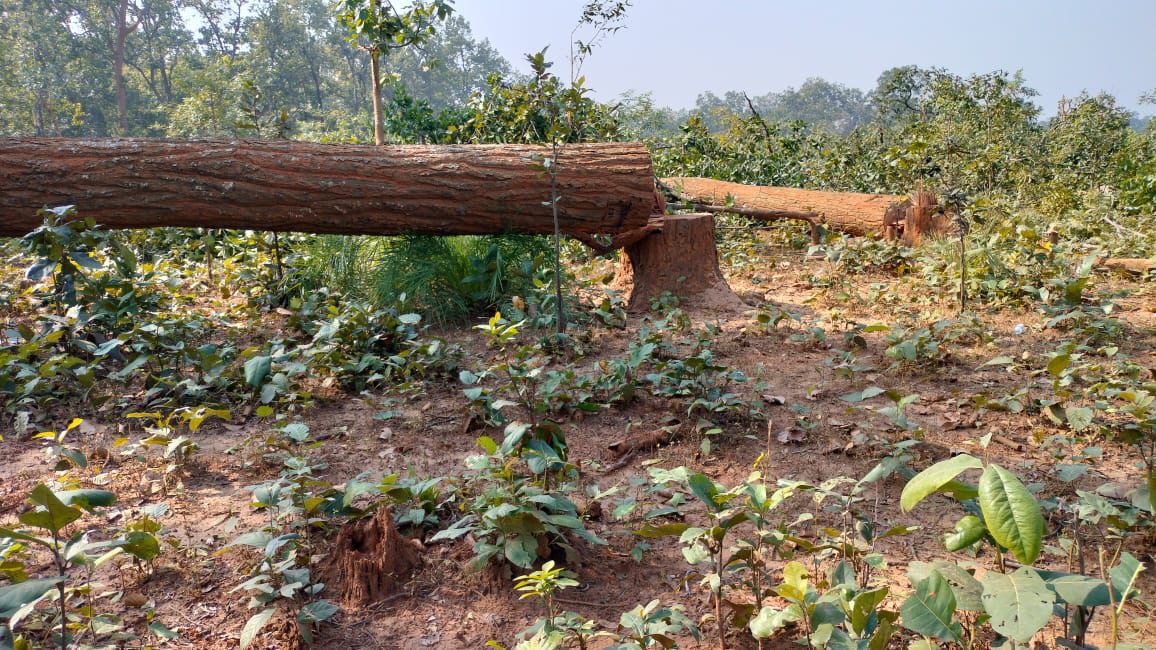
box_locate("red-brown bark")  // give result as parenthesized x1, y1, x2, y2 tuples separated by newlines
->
(663, 176, 906, 237)
(0, 138, 657, 237)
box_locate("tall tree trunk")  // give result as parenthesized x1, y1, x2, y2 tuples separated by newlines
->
(113, 0, 139, 135)
(0, 138, 658, 237)
(369, 49, 385, 145)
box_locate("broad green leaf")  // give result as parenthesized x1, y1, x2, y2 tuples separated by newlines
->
(0, 578, 63, 619)
(633, 522, 689, 538)
(783, 561, 808, 596)
(907, 561, 984, 612)
(1065, 406, 1094, 432)
(868, 616, 894, 650)
(980, 567, 1054, 643)
(840, 386, 885, 403)
(1148, 471, 1156, 515)
(1055, 464, 1088, 482)
(943, 515, 986, 552)
(1046, 353, 1071, 377)
(1109, 552, 1144, 605)
(244, 356, 272, 389)
(148, 620, 179, 640)
(829, 560, 856, 589)
(980, 356, 1014, 368)
(687, 473, 721, 511)
(504, 535, 537, 569)
(114, 532, 160, 562)
(899, 570, 961, 642)
(0, 528, 50, 549)
(298, 599, 338, 623)
(978, 464, 1043, 564)
(900, 455, 983, 512)
(223, 531, 273, 550)
(19, 484, 81, 534)
(1045, 572, 1115, 607)
(851, 587, 889, 635)
(811, 601, 845, 627)
(54, 489, 116, 511)
(240, 608, 276, 649)
(749, 604, 802, 639)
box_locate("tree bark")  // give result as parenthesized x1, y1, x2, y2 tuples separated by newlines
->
(663, 176, 909, 238)
(113, 0, 140, 135)
(1099, 258, 1154, 275)
(369, 49, 385, 146)
(615, 213, 742, 311)
(0, 138, 658, 237)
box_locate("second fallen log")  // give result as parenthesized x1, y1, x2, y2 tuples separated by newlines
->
(0, 138, 658, 237)
(662, 176, 911, 238)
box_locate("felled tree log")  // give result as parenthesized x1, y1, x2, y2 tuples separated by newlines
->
(1099, 258, 1155, 274)
(615, 213, 743, 311)
(663, 176, 918, 239)
(0, 138, 658, 237)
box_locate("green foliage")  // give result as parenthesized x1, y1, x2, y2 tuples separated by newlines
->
(431, 437, 605, 570)
(900, 569, 962, 642)
(291, 234, 552, 324)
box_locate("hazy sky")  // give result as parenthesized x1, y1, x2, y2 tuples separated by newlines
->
(453, 0, 1156, 115)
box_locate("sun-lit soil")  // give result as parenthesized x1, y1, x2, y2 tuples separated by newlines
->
(2, 240, 1153, 649)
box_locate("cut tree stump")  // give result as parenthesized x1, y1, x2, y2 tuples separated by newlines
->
(0, 138, 658, 237)
(326, 507, 420, 606)
(616, 213, 743, 311)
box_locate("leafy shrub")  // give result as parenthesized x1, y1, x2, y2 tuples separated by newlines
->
(290, 234, 551, 324)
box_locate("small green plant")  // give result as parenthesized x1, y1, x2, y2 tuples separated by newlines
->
(224, 532, 337, 648)
(613, 599, 701, 650)
(592, 290, 627, 328)
(431, 437, 606, 570)
(900, 454, 1137, 646)
(0, 484, 117, 649)
(512, 561, 606, 649)
(882, 316, 990, 368)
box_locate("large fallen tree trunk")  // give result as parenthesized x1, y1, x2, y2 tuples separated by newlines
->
(0, 138, 658, 237)
(662, 176, 914, 238)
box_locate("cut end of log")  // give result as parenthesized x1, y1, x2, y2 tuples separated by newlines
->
(615, 213, 744, 312)
(325, 507, 420, 606)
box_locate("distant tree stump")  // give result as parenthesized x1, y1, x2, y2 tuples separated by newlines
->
(616, 213, 743, 311)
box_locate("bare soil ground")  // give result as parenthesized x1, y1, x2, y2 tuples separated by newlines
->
(2, 243, 1153, 649)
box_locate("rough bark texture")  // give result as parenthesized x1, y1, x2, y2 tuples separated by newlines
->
(663, 176, 907, 237)
(902, 188, 949, 245)
(616, 213, 742, 311)
(1100, 258, 1155, 274)
(326, 507, 420, 606)
(0, 138, 657, 237)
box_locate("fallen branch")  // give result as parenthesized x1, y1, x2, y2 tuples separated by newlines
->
(680, 202, 823, 245)
(606, 427, 681, 460)
(572, 216, 664, 254)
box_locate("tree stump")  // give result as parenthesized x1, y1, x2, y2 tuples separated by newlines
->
(325, 507, 420, 606)
(616, 213, 743, 311)
(902, 186, 947, 245)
